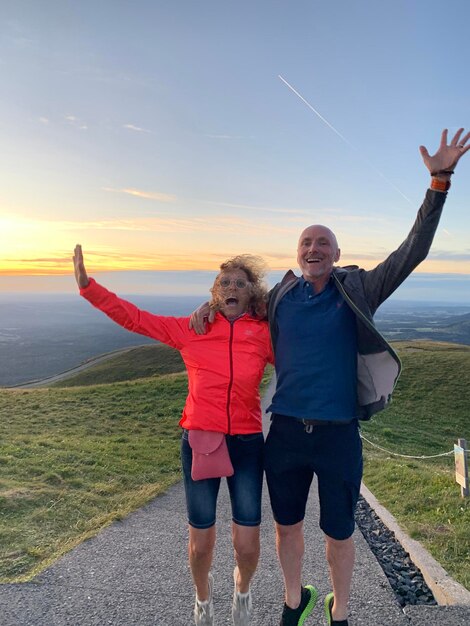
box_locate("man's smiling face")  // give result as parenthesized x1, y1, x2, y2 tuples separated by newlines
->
(297, 224, 341, 290)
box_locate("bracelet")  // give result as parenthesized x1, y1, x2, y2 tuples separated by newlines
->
(430, 177, 451, 192)
(430, 169, 454, 176)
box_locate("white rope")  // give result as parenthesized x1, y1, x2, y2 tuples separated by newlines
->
(360, 433, 456, 459)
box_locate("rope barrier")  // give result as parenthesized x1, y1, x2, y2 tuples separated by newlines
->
(360, 433, 459, 459)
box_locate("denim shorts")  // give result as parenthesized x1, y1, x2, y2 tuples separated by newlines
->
(264, 414, 363, 540)
(181, 430, 264, 529)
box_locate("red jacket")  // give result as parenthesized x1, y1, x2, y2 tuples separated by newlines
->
(80, 279, 274, 434)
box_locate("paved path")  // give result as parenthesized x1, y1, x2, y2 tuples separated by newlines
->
(1, 378, 469, 625)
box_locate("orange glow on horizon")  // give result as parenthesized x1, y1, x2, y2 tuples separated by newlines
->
(0, 257, 222, 275)
(2, 256, 470, 277)
(0, 252, 294, 276)
(2, 215, 470, 278)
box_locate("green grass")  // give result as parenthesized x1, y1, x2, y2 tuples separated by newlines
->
(0, 355, 274, 582)
(2, 338, 468, 590)
(51, 344, 185, 387)
(0, 374, 186, 581)
(361, 341, 470, 590)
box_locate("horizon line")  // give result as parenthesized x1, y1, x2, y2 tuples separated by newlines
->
(2, 268, 470, 278)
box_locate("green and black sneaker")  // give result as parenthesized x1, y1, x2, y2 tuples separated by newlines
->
(279, 585, 318, 626)
(324, 592, 349, 626)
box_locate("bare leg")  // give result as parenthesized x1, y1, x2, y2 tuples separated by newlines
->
(275, 521, 304, 608)
(232, 523, 260, 592)
(325, 534, 355, 621)
(189, 525, 216, 601)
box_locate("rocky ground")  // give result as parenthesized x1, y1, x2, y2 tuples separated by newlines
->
(355, 496, 436, 607)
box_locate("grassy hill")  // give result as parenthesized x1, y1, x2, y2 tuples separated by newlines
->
(0, 373, 186, 582)
(0, 341, 468, 590)
(0, 352, 273, 582)
(361, 340, 470, 589)
(51, 344, 185, 387)
(440, 312, 470, 342)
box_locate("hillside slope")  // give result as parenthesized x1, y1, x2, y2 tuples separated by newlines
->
(361, 340, 470, 589)
(51, 344, 185, 387)
(0, 340, 467, 588)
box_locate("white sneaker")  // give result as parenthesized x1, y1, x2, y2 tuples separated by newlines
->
(194, 572, 214, 626)
(232, 566, 252, 626)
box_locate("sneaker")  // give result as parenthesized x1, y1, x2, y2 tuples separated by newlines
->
(232, 566, 252, 626)
(324, 592, 349, 626)
(279, 585, 318, 626)
(194, 572, 214, 626)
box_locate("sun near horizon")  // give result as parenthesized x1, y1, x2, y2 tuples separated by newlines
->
(3, 208, 470, 289)
(2, 250, 470, 282)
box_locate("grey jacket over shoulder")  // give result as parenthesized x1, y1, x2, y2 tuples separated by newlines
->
(268, 188, 447, 420)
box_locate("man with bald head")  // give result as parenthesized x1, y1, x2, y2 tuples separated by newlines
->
(263, 128, 470, 626)
(191, 129, 469, 625)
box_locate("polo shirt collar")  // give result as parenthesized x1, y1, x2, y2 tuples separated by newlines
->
(299, 274, 334, 291)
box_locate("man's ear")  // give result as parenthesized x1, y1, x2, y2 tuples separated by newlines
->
(335, 248, 341, 263)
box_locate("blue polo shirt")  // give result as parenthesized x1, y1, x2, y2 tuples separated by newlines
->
(268, 277, 358, 421)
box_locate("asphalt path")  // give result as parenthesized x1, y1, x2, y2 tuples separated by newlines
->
(1, 377, 469, 625)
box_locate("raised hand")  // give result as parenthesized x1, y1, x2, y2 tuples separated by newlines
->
(73, 244, 89, 289)
(419, 128, 470, 175)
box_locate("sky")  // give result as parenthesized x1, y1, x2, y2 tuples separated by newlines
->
(1, 0, 470, 298)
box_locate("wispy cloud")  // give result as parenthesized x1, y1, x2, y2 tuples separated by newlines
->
(65, 115, 88, 130)
(63, 215, 294, 234)
(123, 123, 153, 134)
(39, 117, 49, 125)
(208, 200, 387, 224)
(266, 248, 470, 267)
(207, 201, 310, 216)
(1, 248, 279, 274)
(3, 213, 297, 236)
(428, 250, 470, 261)
(11, 256, 71, 264)
(205, 134, 241, 140)
(102, 187, 177, 202)
(10, 37, 35, 49)
(405, 273, 470, 282)
(339, 251, 388, 261)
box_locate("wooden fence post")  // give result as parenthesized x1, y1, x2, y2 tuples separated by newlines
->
(455, 438, 469, 498)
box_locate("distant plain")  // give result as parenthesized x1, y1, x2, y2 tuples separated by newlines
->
(1, 295, 470, 387)
(0, 295, 203, 386)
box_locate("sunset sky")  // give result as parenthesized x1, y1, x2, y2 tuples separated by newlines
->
(1, 1, 470, 296)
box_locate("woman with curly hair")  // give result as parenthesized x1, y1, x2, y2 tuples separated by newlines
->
(73, 246, 273, 626)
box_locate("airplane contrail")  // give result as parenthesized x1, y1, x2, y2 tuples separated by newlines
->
(278, 75, 413, 205)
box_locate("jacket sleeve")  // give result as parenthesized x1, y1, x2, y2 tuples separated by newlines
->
(79, 278, 189, 350)
(360, 189, 447, 313)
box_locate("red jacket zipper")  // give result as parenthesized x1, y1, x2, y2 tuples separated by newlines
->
(226, 320, 235, 434)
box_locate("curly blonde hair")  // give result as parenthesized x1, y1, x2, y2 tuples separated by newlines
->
(210, 254, 269, 318)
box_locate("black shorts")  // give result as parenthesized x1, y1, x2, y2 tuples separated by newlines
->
(264, 414, 363, 540)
